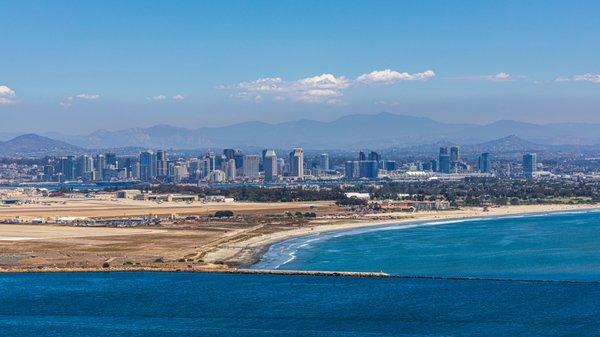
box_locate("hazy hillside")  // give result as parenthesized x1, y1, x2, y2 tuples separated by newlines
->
(0, 134, 83, 157)
(38, 112, 600, 150)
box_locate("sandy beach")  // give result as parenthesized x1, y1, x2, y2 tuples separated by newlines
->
(202, 204, 600, 268)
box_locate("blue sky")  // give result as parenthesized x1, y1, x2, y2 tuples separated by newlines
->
(1, 1, 600, 133)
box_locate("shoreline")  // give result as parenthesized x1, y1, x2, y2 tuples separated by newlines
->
(202, 203, 600, 269)
(1, 203, 598, 274)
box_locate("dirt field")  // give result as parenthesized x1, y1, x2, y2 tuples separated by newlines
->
(0, 199, 331, 219)
(0, 200, 337, 272)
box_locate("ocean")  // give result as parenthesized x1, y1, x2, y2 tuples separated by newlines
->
(1, 272, 599, 336)
(255, 210, 600, 281)
(2, 211, 600, 336)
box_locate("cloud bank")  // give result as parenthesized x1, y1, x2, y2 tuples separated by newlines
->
(59, 93, 101, 107)
(220, 69, 435, 104)
(555, 73, 600, 83)
(450, 72, 523, 82)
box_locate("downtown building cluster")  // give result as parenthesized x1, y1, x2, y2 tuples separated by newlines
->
(38, 147, 319, 184)
(22, 145, 544, 185)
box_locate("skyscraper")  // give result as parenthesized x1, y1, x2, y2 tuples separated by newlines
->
(438, 147, 451, 173)
(479, 153, 491, 173)
(94, 154, 105, 181)
(60, 156, 76, 180)
(105, 153, 118, 168)
(319, 153, 330, 171)
(243, 154, 260, 178)
(450, 146, 460, 162)
(359, 160, 379, 178)
(523, 153, 537, 178)
(368, 151, 381, 163)
(263, 149, 278, 182)
(225, 159, 236, 181)
(289, 148, 304, 178)
(156, 150, 169, 178)
(345, 161, 359, 179)
(139, 151, 156, 182)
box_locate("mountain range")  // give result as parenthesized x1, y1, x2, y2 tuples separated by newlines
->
(1, 112, 599, 157)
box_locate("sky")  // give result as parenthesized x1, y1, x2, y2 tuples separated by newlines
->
(1, 0, 600, 134)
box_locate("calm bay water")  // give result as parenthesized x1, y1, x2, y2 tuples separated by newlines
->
(255, 211, 600, 281)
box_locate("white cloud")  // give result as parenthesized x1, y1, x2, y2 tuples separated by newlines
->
(374, 100, 400, 106)
(172, 94, 185, 100)
(553, 74, 600, 83)
(356, 69, 435, 85)
(0, 85, 16, 105)
(450, 72, 523, 82)
(572, 73, 600, 83)
(76, 93, 100, 100)
(221, 69, 433, 104)
(148, 95, 167, 101)
(59, 93, 100, 107)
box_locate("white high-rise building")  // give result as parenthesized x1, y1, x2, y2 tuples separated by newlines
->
(226, 159, 236, 181)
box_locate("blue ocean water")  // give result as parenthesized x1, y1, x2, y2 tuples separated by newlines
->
(255, 211, 600, 281)
(1, 272, 600, 336)
(3, 211, 600, 336)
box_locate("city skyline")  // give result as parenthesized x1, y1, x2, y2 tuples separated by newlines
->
(2, 1, 600, 133)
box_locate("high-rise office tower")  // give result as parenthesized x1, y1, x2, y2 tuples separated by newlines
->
(345, 161, 359, 179)
(243, 154, 260, 178)
(188, 158, 201, 180)
(204, 151, 217, 172)
(209, 170, 226, 183)
(479, 153, 491, 173)
(139, 151, 156, 182)
(358, 151, 366, 161)
(225, 159, 236, 181)
(450, 146, 460, 173)
(198, 158, 211, 179)
(430, 159, 438, 172)
(234, 151, 245, 173)
(319, 153, 330, 171)
(523, 153, 537, 178)
(263, 150, 278, 182)
(277, 158, 285, 176)
(359, 160, 379, 178)
(450, 146, 460, 162)
(368, 151, 381, 163)
(94, 154, 105, 181)
(289, 148, 304, 178)
(438, 147, 451, 173)
(383, 160, 397, 171)
(105, 153, 118, 168)
(156, 150, 169, 178)
(60, 156, 76, 180)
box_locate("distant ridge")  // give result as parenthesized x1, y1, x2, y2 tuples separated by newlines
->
(0, 134, 83, 158)
(2, 113, 600, 157)
(35, 112, 600, 150)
